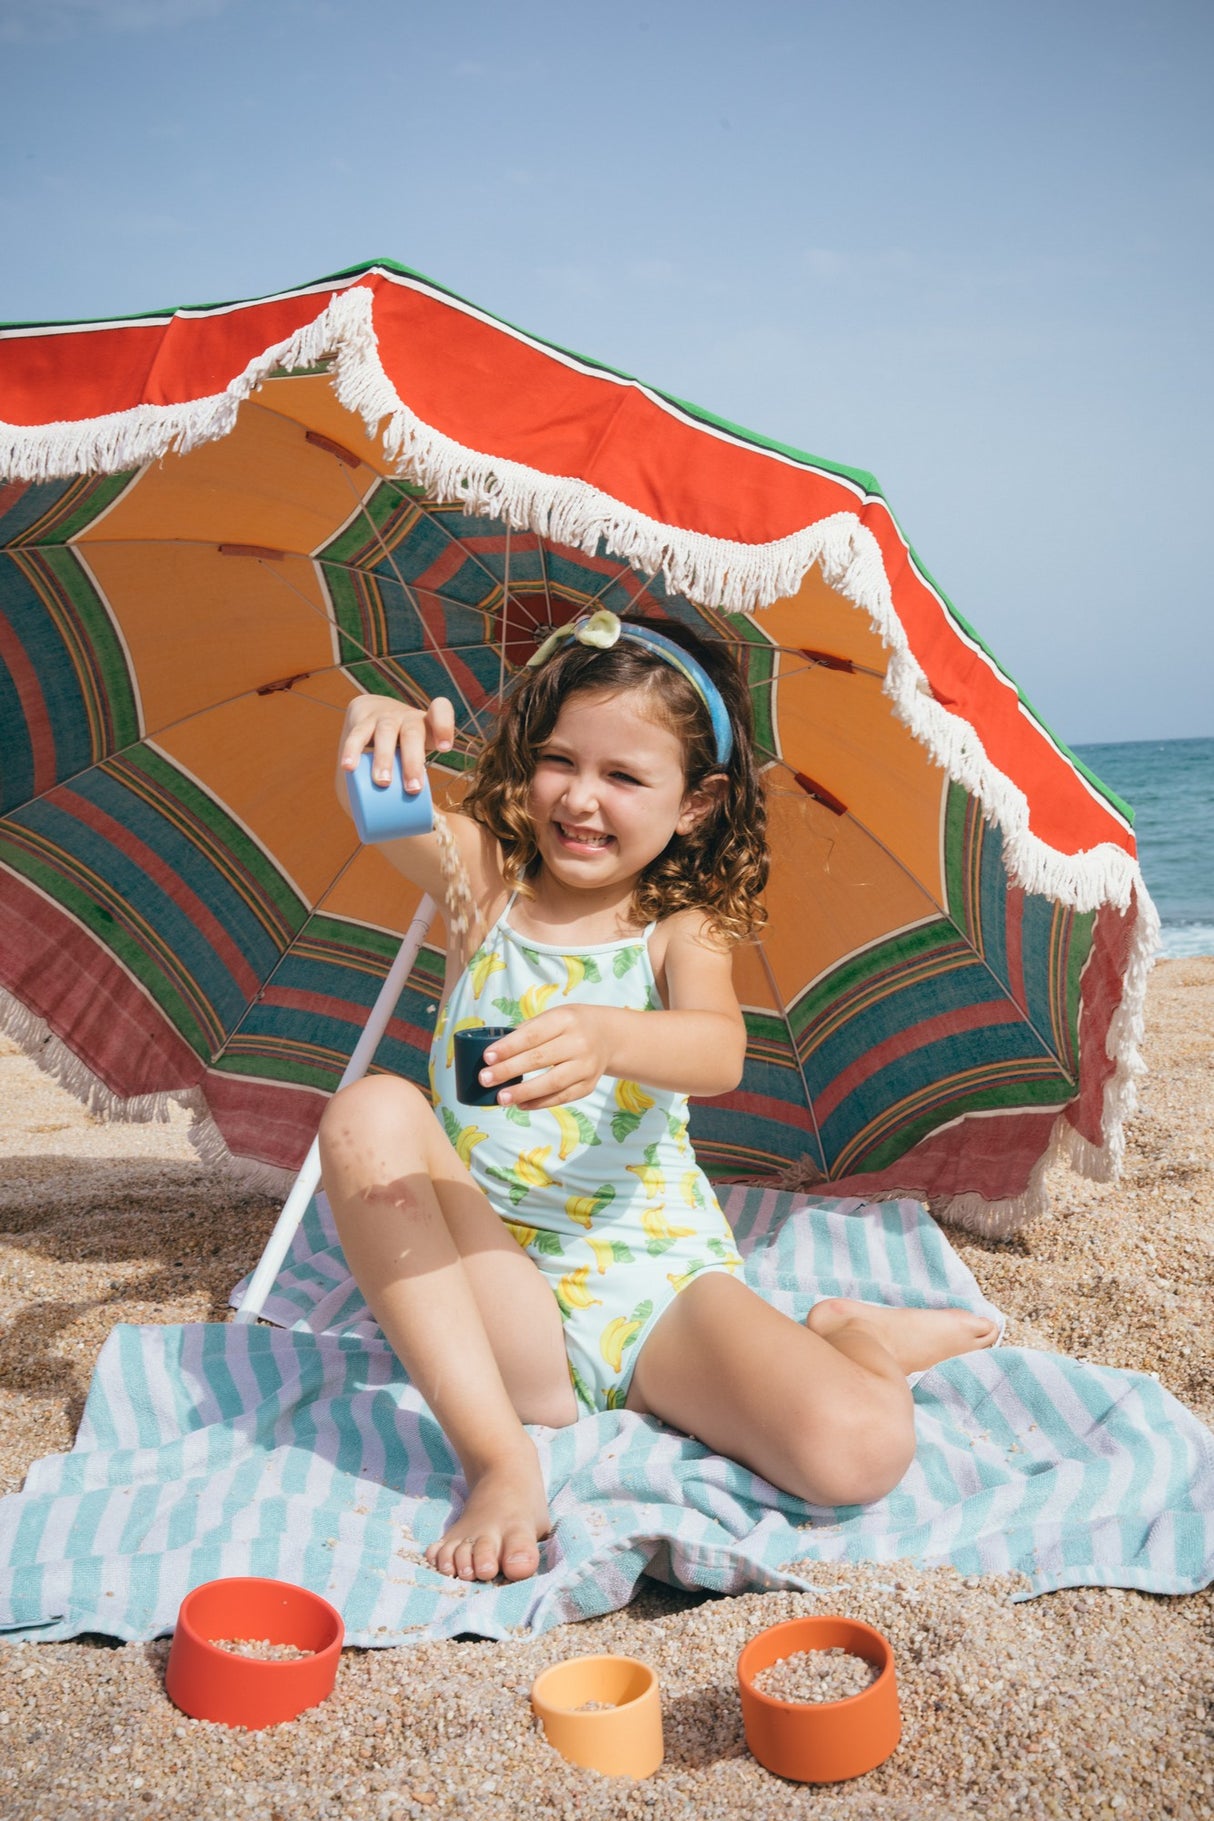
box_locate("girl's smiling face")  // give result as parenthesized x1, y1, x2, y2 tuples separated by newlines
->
(528, 686, 708, 890)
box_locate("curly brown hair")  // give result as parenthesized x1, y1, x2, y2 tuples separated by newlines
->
(462, 616, 769, 944)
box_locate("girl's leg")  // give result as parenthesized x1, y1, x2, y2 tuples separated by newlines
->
(318, 1075, 578, 1583)
(626, 1274, 998, 1508)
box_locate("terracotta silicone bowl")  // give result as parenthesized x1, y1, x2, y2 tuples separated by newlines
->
(736, 1615, 900, 1783)
(165, 1576, 344, 1729)
(531, 1654, 663, 1778)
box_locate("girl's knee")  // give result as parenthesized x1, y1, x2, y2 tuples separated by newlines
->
(318, 1076, 435, 1184)
(320, 1074, 428, 1140)
(785, 1393, 915, 1510)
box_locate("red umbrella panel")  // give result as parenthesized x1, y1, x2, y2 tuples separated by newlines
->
(0, 261, 1158, 1233)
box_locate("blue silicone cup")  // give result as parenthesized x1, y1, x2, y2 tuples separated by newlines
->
(346, 750, 434, 843)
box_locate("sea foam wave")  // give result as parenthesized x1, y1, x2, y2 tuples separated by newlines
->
(1158, 922, 1214, 959)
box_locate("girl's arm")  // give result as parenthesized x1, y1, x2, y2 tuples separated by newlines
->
(335, 693, 498, 913)
(477, 912, 748, 1108)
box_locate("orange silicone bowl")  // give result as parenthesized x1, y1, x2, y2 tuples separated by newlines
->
(165, 1577, 344, 1729)
(736, 1615, 901, 1783)
(531, 1654, 664, 1778)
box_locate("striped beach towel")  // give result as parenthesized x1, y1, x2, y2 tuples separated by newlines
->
(1, 1190, 1209, 1645)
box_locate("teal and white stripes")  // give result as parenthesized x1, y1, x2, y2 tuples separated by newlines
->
(1, 1192, 1209, 1644)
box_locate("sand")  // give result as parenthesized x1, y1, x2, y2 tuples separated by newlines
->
(0, 958, 1210, 1820)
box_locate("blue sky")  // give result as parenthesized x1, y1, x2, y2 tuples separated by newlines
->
(1, 0, 1210, 744)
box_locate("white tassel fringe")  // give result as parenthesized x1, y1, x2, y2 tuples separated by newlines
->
(1, 986, 295, 1197)
(0, 985, 198, 1126)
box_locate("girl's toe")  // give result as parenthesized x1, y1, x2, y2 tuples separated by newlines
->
(453, 1539, 479, 1580)
(472, 1535, 504, 1581)
(499, 1526, 540, 1582)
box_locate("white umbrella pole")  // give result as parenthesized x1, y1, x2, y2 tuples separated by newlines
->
(233, 893, 438, 1323)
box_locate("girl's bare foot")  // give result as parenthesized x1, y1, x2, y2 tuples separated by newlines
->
(425, 1445, 552, 1583)
(806, 1296, 999, 1377)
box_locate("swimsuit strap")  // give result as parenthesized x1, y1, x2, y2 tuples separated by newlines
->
(500, 896, 659, 953)
(473, 891, 516, 953)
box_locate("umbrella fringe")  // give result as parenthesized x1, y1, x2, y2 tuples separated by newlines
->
(765, 1156, 1059, 1238)
(0, 289, 364, 482)
(787, 500, 1154, 920)
(930, 1175, 1054, 1239)
(0, 985, 206, 1130)
(185, 1113, 298, 1197)
(769, 1124, 1088, 1240)
(0, 986, 301, 1195)
(930, 1111, 1118, 1239)
(327, 294, 877, 619)
(885, 649, 1149, 917)
(0, 285, 848, 622)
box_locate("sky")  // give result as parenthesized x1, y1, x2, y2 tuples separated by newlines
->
(1, 0, 1210, 745)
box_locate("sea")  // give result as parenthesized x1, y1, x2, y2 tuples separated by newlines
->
(1071, 736, 1214, 958)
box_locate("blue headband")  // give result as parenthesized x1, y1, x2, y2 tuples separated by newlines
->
(526, 609, 734, 768)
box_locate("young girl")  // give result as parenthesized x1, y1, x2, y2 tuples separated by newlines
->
(321, 611, 997, 1586)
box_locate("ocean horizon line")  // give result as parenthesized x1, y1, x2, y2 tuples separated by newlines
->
(1071, 734, 1212, 751)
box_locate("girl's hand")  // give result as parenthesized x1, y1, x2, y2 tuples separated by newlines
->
(478, 1005, 613, 1110)
(338, 693, 456, 794)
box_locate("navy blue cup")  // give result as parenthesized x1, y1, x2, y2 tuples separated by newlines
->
(453, 1026, 522, 1106)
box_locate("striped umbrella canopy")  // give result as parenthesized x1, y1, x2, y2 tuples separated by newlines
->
(0, 260, 1156, 1233)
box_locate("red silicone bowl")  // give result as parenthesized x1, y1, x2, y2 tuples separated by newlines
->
(165, 1577, 344, 1729)
(737, 1614, 901, 1783)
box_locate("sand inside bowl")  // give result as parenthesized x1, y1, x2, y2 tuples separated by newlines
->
(210, 1638, 316, 1661)
(752, 1647, 878, 1703)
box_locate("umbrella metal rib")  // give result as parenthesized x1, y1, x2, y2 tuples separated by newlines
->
(334, 465, 498, 748)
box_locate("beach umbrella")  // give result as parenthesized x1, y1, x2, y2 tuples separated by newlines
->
(0, 260, 1156, 1250)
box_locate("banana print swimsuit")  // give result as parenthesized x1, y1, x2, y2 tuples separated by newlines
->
(429, 898, 744, 1414)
